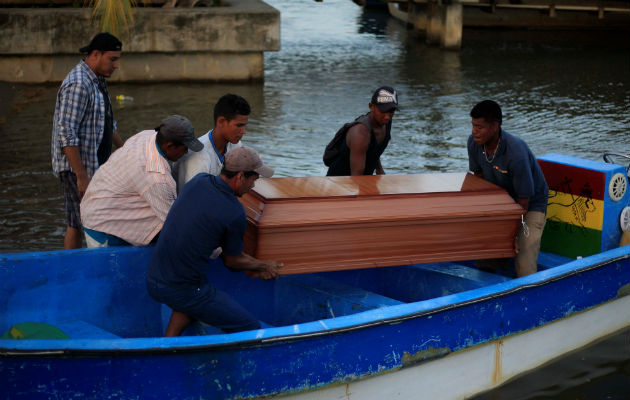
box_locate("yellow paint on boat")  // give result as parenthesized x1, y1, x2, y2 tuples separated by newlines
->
(546, 192, 604, 231)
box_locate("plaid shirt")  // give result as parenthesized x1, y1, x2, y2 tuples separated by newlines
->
(51, 60, 117, 177)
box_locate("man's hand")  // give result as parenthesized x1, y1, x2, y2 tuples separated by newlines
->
(246, 260, 283, 280)
(63, 145, 90, 198)
(76, 172, 90, 198)
(113, 131, 125, 149)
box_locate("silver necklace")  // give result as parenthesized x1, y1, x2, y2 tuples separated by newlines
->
(483, 137, 500, 163)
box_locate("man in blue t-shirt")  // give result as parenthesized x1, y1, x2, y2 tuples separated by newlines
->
(146, 146, 282, 336)
(467, 100, 548, 277)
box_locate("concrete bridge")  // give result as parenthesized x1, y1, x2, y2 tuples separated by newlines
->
(380, 0, 630, 49)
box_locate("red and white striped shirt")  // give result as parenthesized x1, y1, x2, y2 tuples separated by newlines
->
(81, 130, 176, 246)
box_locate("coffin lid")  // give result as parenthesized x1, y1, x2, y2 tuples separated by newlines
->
(242, 173, 524, 228)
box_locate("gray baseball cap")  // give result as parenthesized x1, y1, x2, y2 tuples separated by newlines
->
(224, 146, 274, 178)
(156, 115, 203, 152)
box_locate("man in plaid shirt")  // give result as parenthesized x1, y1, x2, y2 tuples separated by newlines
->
(51, 33, 125, 249)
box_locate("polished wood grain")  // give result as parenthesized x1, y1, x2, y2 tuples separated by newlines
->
(240, 173, 524, 274)
(252, 173, 504, 200)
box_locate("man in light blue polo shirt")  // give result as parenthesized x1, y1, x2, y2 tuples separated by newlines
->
(467, 100, 548, 277)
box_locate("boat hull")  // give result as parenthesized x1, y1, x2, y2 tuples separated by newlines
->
(1, 246, 628, 399)
(282, 296, 630, 400)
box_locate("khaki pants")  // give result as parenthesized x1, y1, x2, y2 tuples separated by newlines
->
(476, 210, 547, 277)
(515, 210, 547, 277)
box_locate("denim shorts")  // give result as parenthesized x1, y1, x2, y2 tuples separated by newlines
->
(59, 171, 81, 228)
(146, 278, 260, 333)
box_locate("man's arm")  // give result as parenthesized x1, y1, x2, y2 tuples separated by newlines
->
(466, 135, 483, 176)
(113, 131, 124, 149)
(57, 82, 91, 196)
(347, 124, 371, 176)
(517, 197, 529, 211)
(174, 152, 210, 193)
(511, 155, 535, 212)
(141, 181, 177, 223)
(63, 146, 90, 197)
(375, 159, 385, 175)
(223, 252, 283, 280)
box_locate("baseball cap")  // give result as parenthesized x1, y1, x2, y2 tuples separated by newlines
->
(371, 86, 399, 113)
(224, 146, 274, 178)
(155, 115, 203, 152)
(80, 33, 122, 53)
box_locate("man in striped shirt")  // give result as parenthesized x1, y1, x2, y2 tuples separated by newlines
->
(51, 33, 124, 249)
(80, 115, 203, 247)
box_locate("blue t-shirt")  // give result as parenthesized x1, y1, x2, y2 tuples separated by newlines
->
(467, 129, 548, 213)
(147, 173, 246, 286)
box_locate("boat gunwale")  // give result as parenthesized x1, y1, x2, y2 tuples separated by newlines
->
(1, 246, 628, 357)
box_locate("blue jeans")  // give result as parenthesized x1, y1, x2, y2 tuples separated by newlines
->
(146, 278, 260, 333)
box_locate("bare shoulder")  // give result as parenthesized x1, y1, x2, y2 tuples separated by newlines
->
(347, 123, 370, 146)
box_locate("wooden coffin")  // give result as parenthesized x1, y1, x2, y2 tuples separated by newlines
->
(239, 173, 525, 274)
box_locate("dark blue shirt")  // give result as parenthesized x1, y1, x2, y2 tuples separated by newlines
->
(467, 129, 548, 213)
(147, 173, 246, 286)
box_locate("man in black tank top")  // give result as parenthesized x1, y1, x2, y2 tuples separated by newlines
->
(325, 86, 398, 176)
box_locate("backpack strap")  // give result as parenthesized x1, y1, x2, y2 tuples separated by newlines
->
(322, 114, 371, 167)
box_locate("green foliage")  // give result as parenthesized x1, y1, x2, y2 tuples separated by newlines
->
(85, 0, 138, 37)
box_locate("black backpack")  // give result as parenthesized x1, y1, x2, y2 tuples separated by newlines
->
(322, 121, 361, 167)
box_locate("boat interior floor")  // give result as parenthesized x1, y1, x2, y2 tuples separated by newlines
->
(168, 252, 572, 337)
(2, 252, 572, 340)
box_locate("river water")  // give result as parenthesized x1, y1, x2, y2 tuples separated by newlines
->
(0, 0, 628, 397)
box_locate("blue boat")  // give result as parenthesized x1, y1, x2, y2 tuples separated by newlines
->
(1, 153, 629, 400)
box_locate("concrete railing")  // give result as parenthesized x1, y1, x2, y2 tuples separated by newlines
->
(0, 0, 280, 82)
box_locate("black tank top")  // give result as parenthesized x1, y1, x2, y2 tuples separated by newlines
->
(96, 79, 114, 166)
(326, 113, 391, 176)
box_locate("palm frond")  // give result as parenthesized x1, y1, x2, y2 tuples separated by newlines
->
(86, 0, 138, 37)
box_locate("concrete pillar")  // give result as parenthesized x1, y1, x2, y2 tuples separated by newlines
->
(426, 2, 443, 46)
(442, 2, 463, 50)
(410, 2, 428, 31)
(426, 1, 462, 50)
